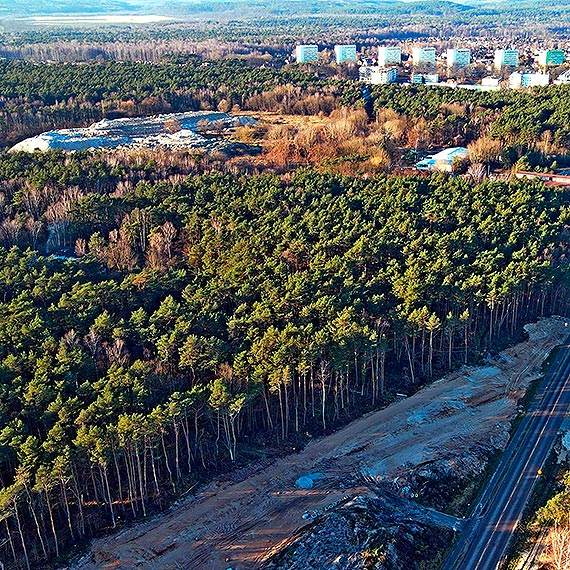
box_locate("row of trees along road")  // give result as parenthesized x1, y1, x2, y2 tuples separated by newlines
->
(0, 160, 568, 568)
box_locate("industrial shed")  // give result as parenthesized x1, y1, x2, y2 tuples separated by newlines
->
(416, 147, 468, 172)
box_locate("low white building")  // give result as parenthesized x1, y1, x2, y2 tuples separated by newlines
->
(416, 147, 468, 172)
(359, 66, 397, 84)
(509, 72, 549, 88)
(411, 73, 439, 84)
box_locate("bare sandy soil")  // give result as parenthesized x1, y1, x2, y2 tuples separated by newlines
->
(70, 317, 569, 570)
(10, 112, 254, 153)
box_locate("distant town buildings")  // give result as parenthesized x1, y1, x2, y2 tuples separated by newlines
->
(447, 48, 471, 69)
(378, 46, 402, 67)
(299, 40, 565, 90)
(412, 47, 436, 67)
(359, 66, 397, 85)
(334, 44, 357, 64)
(494, 49, 519, 70)
(538, 49, 565, 67)
(295, 45, 318, 63)
(509, 71, 549, 88)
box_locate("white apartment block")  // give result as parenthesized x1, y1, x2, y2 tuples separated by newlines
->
(378, 46, 402, 67)
(412, 47, 436, 66)
(334, 44, 357, 64)
(494, 49, 519, 69)
(447, 48, 471, 68)
(295, 45, 319, 63)
(538, 49, 565, 67)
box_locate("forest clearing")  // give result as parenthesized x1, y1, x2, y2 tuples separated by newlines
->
(70, 316, 569, 570)
(9, 111, 254, 153)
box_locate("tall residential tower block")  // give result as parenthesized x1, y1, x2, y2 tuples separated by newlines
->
(295, 45, 319, 63)
(447, 48, 471, 68)
(494, 49, 519, 69)
(378, 46, 402, 67)
(334, 45, 357, 64)
(412, 47, 436, 66)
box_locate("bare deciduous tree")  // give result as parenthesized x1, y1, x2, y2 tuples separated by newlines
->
(467, 162, 488, 184)
(467, 135, 503, 165)
(546, 524, 570, 570)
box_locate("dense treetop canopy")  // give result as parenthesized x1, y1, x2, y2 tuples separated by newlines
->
(0, 150, 568, 567)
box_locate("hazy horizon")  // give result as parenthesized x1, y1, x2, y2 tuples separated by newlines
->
(0, 0, 525, 19)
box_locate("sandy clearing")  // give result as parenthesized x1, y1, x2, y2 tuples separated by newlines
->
(71, 317, 569, 570)
(10, 112, 255, 153)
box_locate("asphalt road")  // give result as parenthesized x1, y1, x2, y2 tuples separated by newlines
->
(442, 337, 570, 570)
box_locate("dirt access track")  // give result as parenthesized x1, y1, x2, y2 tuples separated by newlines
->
(71, 317, 569, 570)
